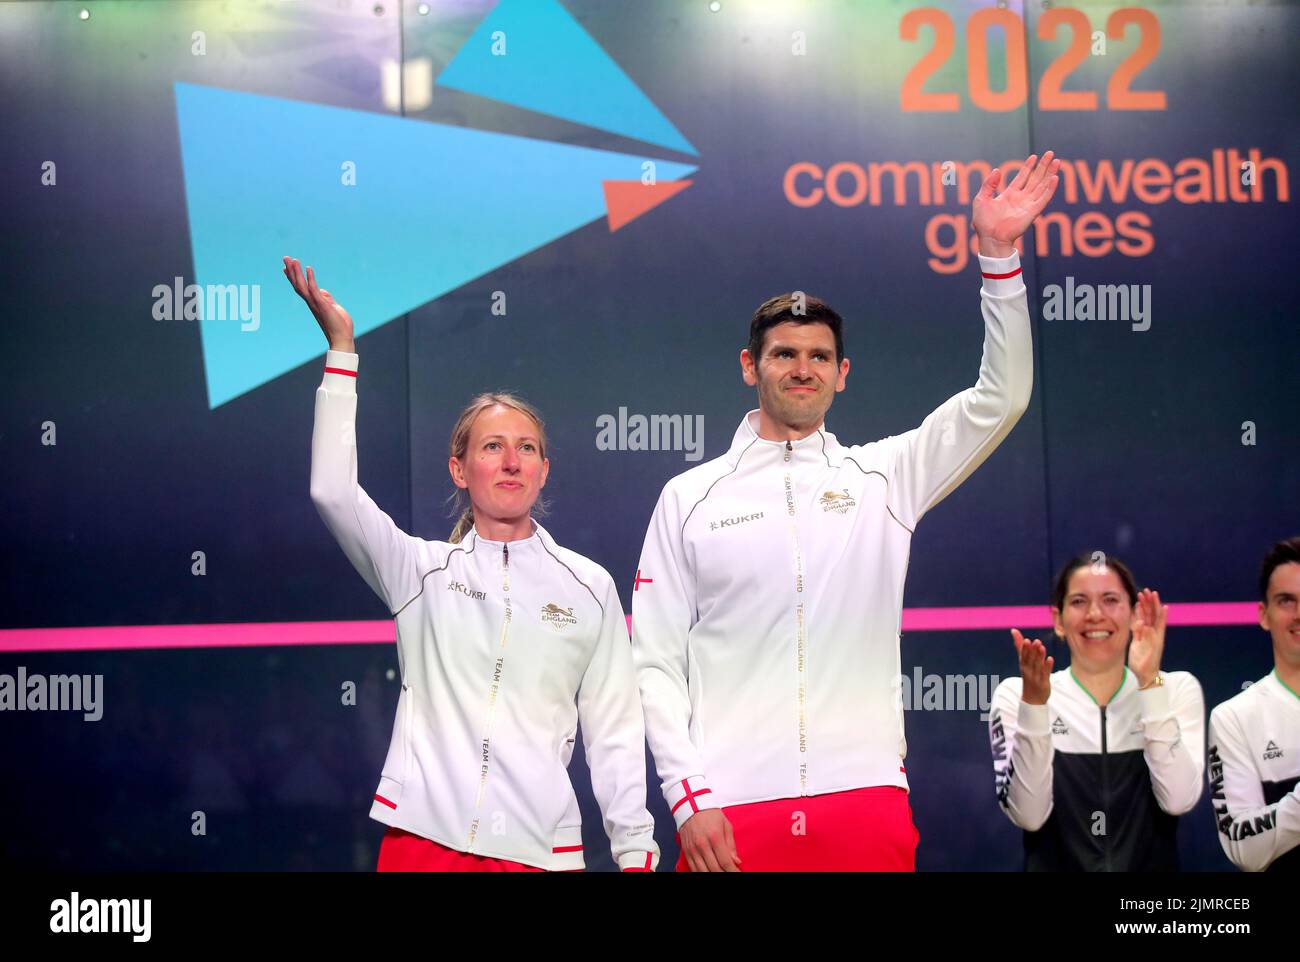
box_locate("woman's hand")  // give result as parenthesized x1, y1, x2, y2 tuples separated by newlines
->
(1012, 628, 1054, 706)
(283, 256, 355, 353)
(1128, 588, 1167, 688)
(972, 151, 1061, 257)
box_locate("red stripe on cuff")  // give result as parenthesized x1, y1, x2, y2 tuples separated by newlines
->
(981, 268, 1022, 279)
(622, 852, 654, 872)
(324, 366, 357, 377)
(373, 793, 397, 809)
(552, 844, 584, 854)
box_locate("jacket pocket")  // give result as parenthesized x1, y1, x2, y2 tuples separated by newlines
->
(549, 821, 585, 871)
(375, 684, 414, 808)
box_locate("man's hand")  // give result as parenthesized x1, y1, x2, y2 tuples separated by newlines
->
(1128, 588, 1167, 688)
(678, 809, 742, 872)
(283, 256, 355, 353)
(1012, 628, 1053, 706)
(972, 151, 1061, 257)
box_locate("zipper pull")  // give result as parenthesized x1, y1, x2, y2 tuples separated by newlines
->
(503, 543, 509, 566)
(784, 439, 792, 462)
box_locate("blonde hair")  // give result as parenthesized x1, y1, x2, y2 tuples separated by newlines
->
(447, 393, 550, 544)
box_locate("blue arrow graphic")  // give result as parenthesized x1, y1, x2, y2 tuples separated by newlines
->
(435, 0, 697, 157)
(174, 82, 696, 408)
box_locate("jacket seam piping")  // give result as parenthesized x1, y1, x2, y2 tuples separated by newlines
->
(538, 539, 604, 616)
(822, 432, 914, 535)
(681, 436, 758, 534)
(392, 542, 474, 618)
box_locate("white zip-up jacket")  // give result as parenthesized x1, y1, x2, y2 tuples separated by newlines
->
(632, 252, 1032, 827)
(989, 668, 1204, 870)
(311, 351, 659, 871)
(1207, 669, 1300, 872)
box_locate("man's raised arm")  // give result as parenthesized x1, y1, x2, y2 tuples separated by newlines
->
(884, 152, 1059, 530)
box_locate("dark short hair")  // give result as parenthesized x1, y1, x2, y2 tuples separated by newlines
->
(1051, 553, 1139, 610)
(1258, 537, 1300, 602)
(747, 293, 845, 368)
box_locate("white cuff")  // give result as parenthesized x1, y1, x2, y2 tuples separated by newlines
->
(321, 349, 358, 394)
(978, 250, 1025, 297)
(1138, 681, 1173, 722)
(618, 850, 658, 872)
(1017, 700, 1051, 737)
(666, 774, 719, 830)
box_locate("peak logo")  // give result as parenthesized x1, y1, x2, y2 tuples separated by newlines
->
(175, 0, 698, 408)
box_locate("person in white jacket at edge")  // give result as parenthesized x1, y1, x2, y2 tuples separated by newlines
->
(991, 555, 1204, 871)
(632, 151, 1062, 872)
(284, 257, 659, 873)
(1207, 536, 1300, 872)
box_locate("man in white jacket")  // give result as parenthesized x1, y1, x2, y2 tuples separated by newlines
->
(1208, 536, 1300, 872)
(632, 151, 1061, 871)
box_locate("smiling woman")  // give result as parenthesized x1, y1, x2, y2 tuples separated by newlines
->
(989, 553, 1206, 871)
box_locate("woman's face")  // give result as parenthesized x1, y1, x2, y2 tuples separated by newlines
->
(449, 404, 548, 525)
(1053, 566, 1134, 672)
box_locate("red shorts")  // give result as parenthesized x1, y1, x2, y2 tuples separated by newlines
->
(674, 786, 919, 872)
(377, 827, 554, 872)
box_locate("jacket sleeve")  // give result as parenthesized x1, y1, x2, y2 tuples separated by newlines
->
(309, 350, 422, 616)
(1140, 672, 1205, 815)
(577, 575, 661, 872)
(989, 677, 1054, 832)
(884, 251, 1033, 531)
(631, 485, 720, 829)
(1208, 704, 1300, 872)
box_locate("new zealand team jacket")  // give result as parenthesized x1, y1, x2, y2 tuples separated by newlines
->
(632, 251, 1032, 827)
(989, 668, 1205, 871)
(311, 351, 659, 871)
(1208, 670, 1300, 871)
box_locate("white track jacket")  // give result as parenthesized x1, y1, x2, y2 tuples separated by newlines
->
(311, 351, 658, 871)
(633, 252, 1032, 827)
(1208, 670, 1300, 871)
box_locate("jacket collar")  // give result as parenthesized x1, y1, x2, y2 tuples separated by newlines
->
(726, 409, 844, 468)
(465, 519, 551, 556)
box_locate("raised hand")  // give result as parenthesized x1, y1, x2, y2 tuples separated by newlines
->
(972, 151, 1062, 255)
(1128, 588, 1167, 687)
(1012, 628, 1054, 706)
(283, 256, 355, 352)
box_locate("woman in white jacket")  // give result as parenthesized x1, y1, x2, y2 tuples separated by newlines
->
(284, 257, 659, 872)
(989, 554, 1204, 871)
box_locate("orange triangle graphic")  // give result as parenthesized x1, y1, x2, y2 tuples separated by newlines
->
(603, 179, 693, 232)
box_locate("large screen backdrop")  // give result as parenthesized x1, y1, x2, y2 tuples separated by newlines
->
(2, 0, 1296, 870)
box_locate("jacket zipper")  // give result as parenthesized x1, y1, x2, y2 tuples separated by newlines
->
(468, 542, 512, 850)
(1099, 703, 1111, 871)
(784, 439, 809, 794)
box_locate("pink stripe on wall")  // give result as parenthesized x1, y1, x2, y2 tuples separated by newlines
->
(0, 603, 1261, 653)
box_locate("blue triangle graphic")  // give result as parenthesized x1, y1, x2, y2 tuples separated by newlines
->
(173, 82, 696, 408)
(435, 0, 697, 157)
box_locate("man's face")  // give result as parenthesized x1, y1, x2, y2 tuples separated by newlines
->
(741, 321, 849, 432)
(1259, 562, 1300, 667)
